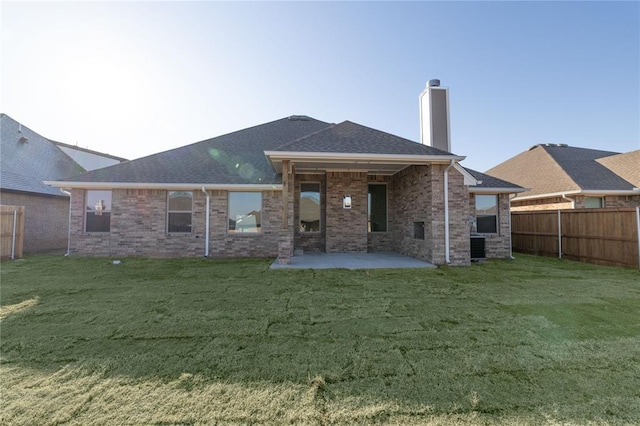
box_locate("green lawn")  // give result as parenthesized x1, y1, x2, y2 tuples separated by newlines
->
(1, 254, 639, 425)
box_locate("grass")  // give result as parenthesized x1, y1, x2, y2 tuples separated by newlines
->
(1, 254, 639, 425)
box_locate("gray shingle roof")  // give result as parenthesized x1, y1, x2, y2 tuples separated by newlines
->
(57, 116, 462, 186)
(59, 116, 332, 185)
(542, 145, 633, 190)
(273, 120, 456, 156)
(465, 168, 524, 190)
(1, 114, 85, 197)
(487, 144, 636, 197)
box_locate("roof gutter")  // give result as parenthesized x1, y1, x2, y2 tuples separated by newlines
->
(562, 194, 576, 209)
(44, 182, 283, 191)
(514, 188, 640, 201)
(470, 187, 529, 194)
(264, 151, 465, 163)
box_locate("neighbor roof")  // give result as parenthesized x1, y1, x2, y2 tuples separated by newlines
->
(1, 113, 85, 197)
(486, 144, 637, 199)
(50, 116, 464, 188)
(596, 150, 640, 188)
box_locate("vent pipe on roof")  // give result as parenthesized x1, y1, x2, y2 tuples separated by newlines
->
(419, 79, 451, 152)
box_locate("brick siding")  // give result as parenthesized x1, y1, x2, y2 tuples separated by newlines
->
(69, 188, 283, 258)
(0, 190, 69, 253)
(469, 193, 512, 259)
(325, 172, 368, 253)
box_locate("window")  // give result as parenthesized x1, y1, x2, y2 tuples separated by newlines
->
(413, 222, 425, 239)
(584, 196, 604, 208)
(368, 184, 387, 232)
(229, 192, 262, 233)
(168, 191, 193, 233)
(299, 183, 320, 232)
(476, 194, 498, 234)
(86, 190, 112, 232)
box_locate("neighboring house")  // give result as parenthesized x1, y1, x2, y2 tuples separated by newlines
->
(486, 144, 640, 211)
(0, 114, 126, 253)
(46, 81, 524, 265)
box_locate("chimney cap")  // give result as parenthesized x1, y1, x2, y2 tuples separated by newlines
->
(427, 79, 441, 87)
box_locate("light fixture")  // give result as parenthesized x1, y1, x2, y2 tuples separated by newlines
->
(343, 195, 352, 209)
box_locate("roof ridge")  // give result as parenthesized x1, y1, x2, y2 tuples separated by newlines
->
(538, 145, 581, 190)
(271, 122, 336, 151)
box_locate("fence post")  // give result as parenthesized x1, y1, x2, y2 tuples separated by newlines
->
(11, 209, 17, 260)
(557, 210, 562, 259)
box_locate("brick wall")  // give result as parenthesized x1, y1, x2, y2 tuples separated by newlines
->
(604, 195, 640, 208)
(325, 172, 368, 253)
(389, 165, 470, 266)
(69, 188, 283, 258)
(0, 190, 69, 253)
(469, 193, 512, 259)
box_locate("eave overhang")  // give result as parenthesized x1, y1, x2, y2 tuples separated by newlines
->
(513, 188, 640, 201)
(44, 181, 283, 191)
(469, 186, 529, 194)
(264, 151, 466, 175)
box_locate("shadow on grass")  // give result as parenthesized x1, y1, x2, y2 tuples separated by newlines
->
(2, 254, 639, 423)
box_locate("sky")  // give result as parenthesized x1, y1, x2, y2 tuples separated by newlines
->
(1, 1, 638, 172)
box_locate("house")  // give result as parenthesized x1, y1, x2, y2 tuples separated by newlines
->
(487, 144, 640, 211)
(0, 114, 126, 253)
(45, 81, 524, 265)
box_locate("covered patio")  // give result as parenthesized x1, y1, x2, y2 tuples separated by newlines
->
(270, 251, 437, 270)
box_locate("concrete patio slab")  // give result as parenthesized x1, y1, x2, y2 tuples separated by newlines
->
(270, 251, 437, 270)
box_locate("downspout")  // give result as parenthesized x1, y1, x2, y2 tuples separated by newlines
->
(509, 193, 517, 259)
(201, 187, 210, 257)
(444, 160, 455, 264)
(561, 194, 575, 209)
(60, 189, 72, 256)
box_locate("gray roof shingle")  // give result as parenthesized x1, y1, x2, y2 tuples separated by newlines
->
(1, 114, 85, 197)
(465, 168, 524, 190)
(59, 116, 332, 185)
(57, 116, 460, 186)
(273, 120, 456, 156)
(487, 144, 636, 197)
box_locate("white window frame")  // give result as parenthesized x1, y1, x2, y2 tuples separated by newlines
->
(299, 181, 321, 233)
(476, 194, 499, 235)
(228, 192, 262, 234)
(167, 191, 193, 233)
(85, 190, 112, 233)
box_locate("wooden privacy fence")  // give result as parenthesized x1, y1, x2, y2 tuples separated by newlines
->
(0, 205, 25, 260)
(511, 207, 640, 268)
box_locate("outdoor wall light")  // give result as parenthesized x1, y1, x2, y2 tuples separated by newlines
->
(343, 195, 352, 209)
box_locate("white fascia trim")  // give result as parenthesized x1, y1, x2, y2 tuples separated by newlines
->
(453, 164, 478, 186)
(470, 187, 529, 194)
(513, 189, 640, 201)
(43, 181, 283, 191)
(264, 151, 466, 164)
